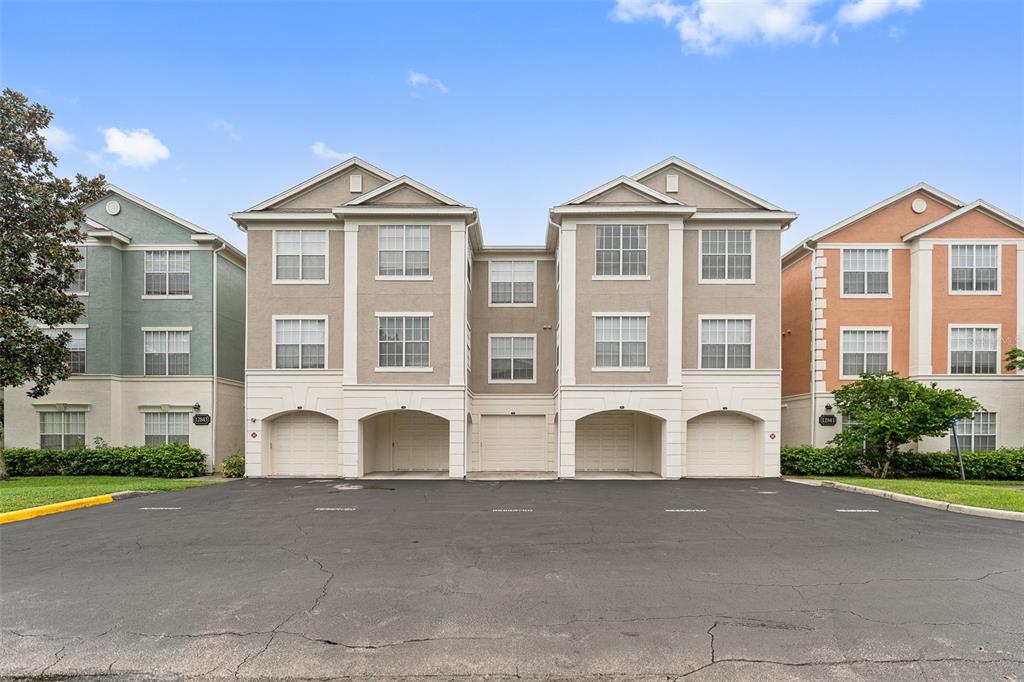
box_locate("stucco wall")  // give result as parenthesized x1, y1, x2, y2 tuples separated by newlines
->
(781, 253, 813, 396)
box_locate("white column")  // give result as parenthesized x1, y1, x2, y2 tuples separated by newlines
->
(449, 220, 467, 386)
(667, 219, 684, 385)
(1017, 245, 1024, 352)
(559, 222, 577, 386)
(908, 242, 933, 376)
(342, 222, 359, 385)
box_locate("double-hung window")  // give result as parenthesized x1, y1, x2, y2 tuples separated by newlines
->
(595, 225, 647, 276)
(952, 412, 996, 452)
(42, 327, 86, 374)
(378, 316, 430, 368)
(489, 261, 535, 305)
(701, 230, 753, 281)
(379, 226, 430, 276)
(842, 248, 889, 295)
(700, 318, 753, 369)
(144, 330, 190, 375)
(275, 230, 326, 281)
(68, 246, 87, 293)
(274, 319, 326, 369)
(490, 335, 535, 382)
(39, 411, 85, 450)
(950, 326, 999, 374)
(145, 250, 190, 295)
(951, 244, 998, 292)
(144, 412, 190, 446)
(594, 316, 647, 368)
(841, 329, 889, 377)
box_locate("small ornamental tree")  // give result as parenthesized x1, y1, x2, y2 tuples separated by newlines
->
(1006, 348, 1024, 372)
(0, 88, 106, 479)
(830, 372, 980, 478)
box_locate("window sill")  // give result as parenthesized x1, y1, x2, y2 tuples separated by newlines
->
(949, 290, 1001, 296)
(592, 275, 650, 281)
(698, 279, 755, 285)
(591, 366, 650, 372)
(272, 279, 329, 285)
(271, 367, 329, 371)
(375, 366, 433, 373)
(68, 291, 89, 296)
(376, 275, 433, 281)
(488, 302, 537, 308)
(697, 366, 755, 371)
(488, 379, 537, 384)
(839, 293, 892, 299)
(142, 294, 193, 300)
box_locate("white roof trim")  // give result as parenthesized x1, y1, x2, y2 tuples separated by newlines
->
(333, 206, 476, 217)
(550, 205, 696, 216)
(345, 175, 463, 207)
(83, 216, 131, 244)
(247, 157, 396, 211)
(564, 176, 683, 206)
(902, 200, 1024, 241)
(103, 184, 209, 235)
(782, 182, 966, 262)
(631, 157, 784, 211)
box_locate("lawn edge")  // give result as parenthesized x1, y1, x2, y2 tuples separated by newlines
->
(784, 477, 1024, 521)
(0, 490, 157, 525)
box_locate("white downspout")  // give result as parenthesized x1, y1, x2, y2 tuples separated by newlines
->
(211, 242, 227, 471)
(800, 241, 817, 445)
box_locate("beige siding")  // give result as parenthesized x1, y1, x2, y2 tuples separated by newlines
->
(277, 169, 390, 209)
(636, 166, 756, 209)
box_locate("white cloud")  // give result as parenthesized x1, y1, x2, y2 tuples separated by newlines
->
(42, 126, 75, 152)
(210, 119, 241, 142)
(408, 70, 448, 94)
(101, 127, 170, 167)
(838, 0, 921, 26)
(311, 142, 353, 162)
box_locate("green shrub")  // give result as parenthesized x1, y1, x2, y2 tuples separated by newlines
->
(2, 442, 207, 478)
(782, 445, 1024, 480)
(221, 452, 245, 478)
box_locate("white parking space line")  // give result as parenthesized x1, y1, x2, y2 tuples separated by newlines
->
(756, 491, 778, 495)
(310, 480, 332, 483)
(139, 507, 181, 511)
(492, 509, 533, 512)
(836, 509, 879, 513)
(315, 507, 358, 512)
(665, 509, 706, 513)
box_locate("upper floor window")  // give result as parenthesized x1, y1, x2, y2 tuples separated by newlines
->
(378, 315, 430, 368)
(490, 261, 535, 305)
(275, 230, 326, 282)
(841, 328, 889, 377)
(68, 246, 87, 293)
(40, 411, 86, 450)
(842, 248, 889, 296)
(701, 230, 752, 282)
(42, 327, 86, 374)
(952, 411, 996, 452)
(145, 250, 190, 296)
(274, 318, 326, 369)
(594, 315, 647, 368)
(490, 335, 535, 382)
(950, 326, 998, 374)
(700, 318, 753, 369)
(379, 226, 430, 277)
(951, 244, 998, 292)
(144, 330, 190, 376)
(144, 412, 190, 446)
(595, 225, 646, 277)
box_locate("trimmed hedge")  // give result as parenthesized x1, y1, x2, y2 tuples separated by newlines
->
(221, 452, 245, 478)
(1, 442, 207, 478)
(781, 445, 1024, 480)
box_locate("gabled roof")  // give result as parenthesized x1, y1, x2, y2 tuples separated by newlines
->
(631, 156, 784, 211)
(902, 199, 1024, 241)
(247, 157, 397, 211)
(345, 175, 464, 207)
(83, 216, 131, 244)
(563, 175, 684, 206)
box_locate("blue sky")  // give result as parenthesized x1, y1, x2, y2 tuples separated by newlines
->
(3, 1, 1022, 252)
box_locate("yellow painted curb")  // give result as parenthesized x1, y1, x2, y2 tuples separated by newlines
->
(0, 494, 115, 525)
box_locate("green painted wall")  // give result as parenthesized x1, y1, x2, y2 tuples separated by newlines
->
(216, 256, 246, 381)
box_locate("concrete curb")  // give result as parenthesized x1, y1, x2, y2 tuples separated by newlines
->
(785, 477, 1024, 522)
(0, 490, 158, 525)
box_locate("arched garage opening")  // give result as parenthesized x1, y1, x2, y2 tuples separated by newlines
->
(685, 411, 761, 477)
(362, 410, 449, 474)
(575, 410, 663, 475)
(267, 410, 339, 477)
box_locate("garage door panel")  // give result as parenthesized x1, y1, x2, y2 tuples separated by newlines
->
(480, 415, 548, 471)
(577, 413, 635, 472)
(392, 412, 448, 471)
(686, 413, 756, 477)
(271, 412, 338, 477)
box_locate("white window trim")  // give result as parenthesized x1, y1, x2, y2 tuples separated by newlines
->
(67, 245, 88, 295)
(593, 224, 649, 280)
(947, 323, 1001, 376)
(272, 228, 329, 285)
(839, 326, 893, 379)
(488, 260, 538, 308)
(948, 243, 1002, 296)
(142, 328, 192, 377)
(697, 314, 756, 370)
(142, 294, 193, 300)
(591, 312, 649, 372)
(487, 333, 537, 384)
(271, 315, 329, 370)
(374, 312, 433, 372)
(143, 411, 191, 445)
(952, 411, 998, 452)
(592, 275, 651, 281)
(143, 249, 192, 297)
(697, 229, 757, 284)
(840, 247, 893, 299)
(377, 225, 431, 278)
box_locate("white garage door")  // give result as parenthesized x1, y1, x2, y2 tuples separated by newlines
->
(577, 412, 635, 471)
(392, 412, 448, 471)
(480, 415, 548, 471)
(270, 412, 338, 476)
(686, 413, 756, 477)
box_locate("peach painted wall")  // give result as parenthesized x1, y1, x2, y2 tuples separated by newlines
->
(781, 254, 812, 396)
(823, 190, 957, 243)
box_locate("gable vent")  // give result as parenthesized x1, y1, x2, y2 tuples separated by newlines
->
(666, 174, 679, 193)
(350, 174, 363, 193)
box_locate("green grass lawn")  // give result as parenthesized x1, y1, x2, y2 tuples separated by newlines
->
(0, 476, 223, 513)
(817, 477, 1024, 512)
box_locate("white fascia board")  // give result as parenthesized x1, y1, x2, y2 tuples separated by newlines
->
(689, 211, 798, 225)
(344, 175, 464, 207)
(631, 156, 785, 211)
(564, 175, 683, 206)
(246, 157, 397, 211)
(332, 206, 476, 217)
(549, 205, 696, 216)
(102, 183, 243, 251)
(231, 211, 339, 224)
(902, 200, 1024, 242)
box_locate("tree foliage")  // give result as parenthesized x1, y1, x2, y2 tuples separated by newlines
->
(1005, 348, 1024, 372)
(830, 372, 981, 478)
(0, 88, 105, 399)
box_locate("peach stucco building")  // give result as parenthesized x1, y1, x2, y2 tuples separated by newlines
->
(781, 184, 1024, 451)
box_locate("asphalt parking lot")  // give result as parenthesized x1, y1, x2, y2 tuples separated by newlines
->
(1, 478, 1022, 680)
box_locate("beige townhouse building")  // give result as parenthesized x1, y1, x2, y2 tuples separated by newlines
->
(231, 156, 795, 478)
